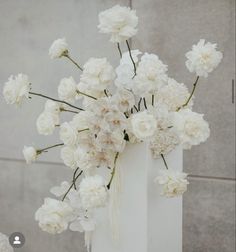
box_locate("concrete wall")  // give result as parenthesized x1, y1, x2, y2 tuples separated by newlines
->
(0, 0, 235, 251)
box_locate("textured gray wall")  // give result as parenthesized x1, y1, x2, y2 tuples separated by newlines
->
(0, 0, 235, 252)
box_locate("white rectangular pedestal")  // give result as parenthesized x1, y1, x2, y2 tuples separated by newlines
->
(92, 142, 183, 252)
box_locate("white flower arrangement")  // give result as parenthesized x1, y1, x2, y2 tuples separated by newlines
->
(2, 4, 222, 251)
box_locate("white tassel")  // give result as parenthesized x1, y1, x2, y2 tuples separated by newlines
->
(85, 231, 92, 252)
(109, 159, 121, 243)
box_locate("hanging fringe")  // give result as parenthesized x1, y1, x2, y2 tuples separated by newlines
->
(85, 231, 92, 252)
(109, 160, 122, 243)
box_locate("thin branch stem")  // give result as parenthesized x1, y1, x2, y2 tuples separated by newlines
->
(126, 40, 136, 77)
(107, 152, 119, 190)
(78, 128, 89, 133)
(117, 43, 122, 58)
(161, 154, 169, 170)
(62, 170, 83, 201)
(152, 94, 155, 106)
(77, 90, 97, 100)
(177, 76, 199, 111)
(138, 98, 142, 111)
(63, 54, 83, 71)
(60, 108, 79, 114)
(38, 143, 64, 153)
(72, 167, 80, 190)
(143, 97, 147, 109)
(29, 91, 84, 111)
(133, 105, 139, 112)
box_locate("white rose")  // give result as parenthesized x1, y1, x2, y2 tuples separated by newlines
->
(131, 111, 157, 139)
(59, 122, 78, 146)
(185, 39, 223, 77)
(172, 109, 210, 149)
(3, 73, 30, 106)
(23, 146, 37, 164)
(79, 58, 115, 91)
(0, 233, 13, 252)
(35, 198, 74, 234)
(58, 77, 78, 102)
(60, 146, 78, 169)
(112, 88, 135, 112)
(49, 38, 68, 59)
(36, 112, 56, 135)
(155, 170, 189, 197)
(79, 175, 108, 209)
(98, 5, 138, 43)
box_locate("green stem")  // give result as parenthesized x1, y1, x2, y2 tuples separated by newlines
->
(60, 108, 78, 114)
(143, 97, 147, 109)
(29, 91, 84, 111)
(72, 167, 80, 190)
(126, 40, 136, 78)
(78, 128, 89, 133)
(161, 154, 169, 170)
(107, 153, 119, 190)
(62, 170, 83, 201)
(38, 143, 64, 153)
(77, 90, 97, 100)
(152, 94, 155, 106)
(177, 76, 199, 111)
(63, 54, 83, 71)
(117, 43, 122, 58)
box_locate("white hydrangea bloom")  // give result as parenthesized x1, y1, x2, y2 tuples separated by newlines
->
(131, 110, 157, 140)
(185, 39, 223, 77)
(172, 109, 210, 149)
(44, 100, 60, 115)
(3, 73, 30, 106)
(79, 58, 115, 92)
(71, 111, 91, 131)
(59, 122, 78, 146)
(157, 78, 193, 111)
(98, 5, 138, 43)
(49, 38, 68, 59)
(35, 198, 74, 234)
(133, 53, 168, 96)
(79, 175, 108, 209)
(60, 146, 78, 169)
(155, 169, 189, 197)
(58, 77, 78, 102)
(149, 129, 179, 158)
(70, 215, 96, 232)
(0, 233, 13, 252)
(23, 146, 37, 164)
(36, 112, 56, 135)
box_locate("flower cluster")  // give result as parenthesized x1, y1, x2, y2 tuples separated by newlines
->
(2, 4, 222, 251)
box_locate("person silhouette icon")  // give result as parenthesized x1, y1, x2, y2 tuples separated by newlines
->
(13, 236, 21, 245)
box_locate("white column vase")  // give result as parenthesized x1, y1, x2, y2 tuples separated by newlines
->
(92, 142, 183, 252)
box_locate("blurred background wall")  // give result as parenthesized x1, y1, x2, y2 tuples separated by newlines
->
(0, 0, 235, 251)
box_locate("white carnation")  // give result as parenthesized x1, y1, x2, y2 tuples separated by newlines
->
(112, 88, 135, 112)
(71, 111, 91, 131)
(0, 233, 13, 252)
(115, 63, 134, 89)
(155, 169, 189, 197)
(35, 198, 74, 234)
(150, 129, 179, 158)
(23, 146, 37, 164)
(50, 181, 70, 197)
(59, 122, 78, 146)
(79, 58, 115, 91)
(133, 53, 168, 96)
(3, 73, 30, 106)
(79, 175, 108, 209)
(131, 110, 157, 140)
(58, 77, 78, 102)
(98, 5, 138, 43)
(36, 112, 56, 135)
(60, 146, 78, 169)
(49, 38, 68, 59)
(185, 39, 223, 77)
(157, 78, 193, 111)
(172, 109, 210, 149)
